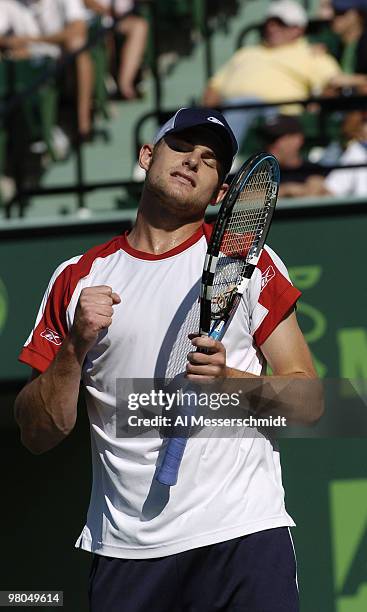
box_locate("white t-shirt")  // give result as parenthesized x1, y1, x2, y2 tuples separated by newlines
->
(0, 1, 38, 36)
(83, 0, 134, 24)
(325, 140, 367, 197)
(0, 0, 58, 57)
(26, 0, 87, 35)
(91, 0, 133, 14)
(19, 224, 301, 559)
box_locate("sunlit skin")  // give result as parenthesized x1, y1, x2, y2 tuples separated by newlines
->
(127, 127, 229, 254)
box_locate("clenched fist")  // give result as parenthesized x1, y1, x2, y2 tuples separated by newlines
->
(69, 285, 121, 358)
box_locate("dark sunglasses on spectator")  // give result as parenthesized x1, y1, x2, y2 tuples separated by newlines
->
(334, 9, 348, 16)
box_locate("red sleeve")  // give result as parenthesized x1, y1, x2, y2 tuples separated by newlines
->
(18, 264, 74, 373)
(18, 235, 123, 373)
(202, 221, 214, 244)
(252, 249, 301, 347)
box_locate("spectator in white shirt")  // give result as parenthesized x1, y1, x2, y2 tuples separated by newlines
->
(0, 0, 57, 58)
(3, 0, 94, 138)
(324, 111, 367, 196)
(297, 111, 367, 197)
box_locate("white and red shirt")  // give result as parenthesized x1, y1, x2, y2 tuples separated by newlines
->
(19, 224, 301, 559)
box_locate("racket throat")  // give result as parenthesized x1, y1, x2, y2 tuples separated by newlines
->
(209, 271, 254, 341)
(209, 319, 226, 340)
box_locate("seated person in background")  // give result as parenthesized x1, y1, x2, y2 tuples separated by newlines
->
(5, 0, 94, 139)
(0, 0, 57, 58)
(84, 0, 148, 99)
(259, 115, 327, 198)
(307, 0, 341, 56)
(281, 111, 367, 197)
(310, 111, 367, 196)
(202, 0, 367, 152)
(331, 0, 367, 79)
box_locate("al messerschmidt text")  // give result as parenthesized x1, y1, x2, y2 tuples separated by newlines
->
(128, 415, 288, 427)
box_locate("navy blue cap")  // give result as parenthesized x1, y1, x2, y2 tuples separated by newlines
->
(333, 0, 367, 11)
(153, 107, 238, 176)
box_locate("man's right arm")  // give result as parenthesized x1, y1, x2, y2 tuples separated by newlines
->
(14, 338, 85, 455)
(14, 285, 121, 454)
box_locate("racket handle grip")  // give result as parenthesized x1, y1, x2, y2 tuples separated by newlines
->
(209, 320, 226, 341)
(156, 437, 188, 486)
(156, 322, 226, 486)
(156, 390, 196, 486)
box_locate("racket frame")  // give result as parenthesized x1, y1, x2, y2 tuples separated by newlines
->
(156, 152, 280, 486)
(199, 152, 280, 338)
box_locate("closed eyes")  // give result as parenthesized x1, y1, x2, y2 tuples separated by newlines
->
(166, 136, 218, 167)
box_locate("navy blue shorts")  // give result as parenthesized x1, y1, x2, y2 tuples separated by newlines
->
(88, 527, 299, 612)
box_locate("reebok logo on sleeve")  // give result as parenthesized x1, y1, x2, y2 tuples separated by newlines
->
(260, 265, 275, 292)
(40, 328, 63, 345)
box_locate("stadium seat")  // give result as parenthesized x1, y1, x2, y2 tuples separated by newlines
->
(6, 57, 59, 160)
(88, 18, 109, 119)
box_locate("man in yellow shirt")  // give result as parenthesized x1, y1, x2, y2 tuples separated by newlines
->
(203, 0, 364, 157)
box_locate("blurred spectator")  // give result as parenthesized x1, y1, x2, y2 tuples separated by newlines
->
(318, 0, 335, 19)
(280, 111, 367, 197)
(259, 115, 327, 198)
(307, 0, 341, 57)
(316, 111, 367, 195)
(2, 0, 94, 138)
(0, 0, 60, 203)
(331, 0, 367, 77)
(0, 0, 57, 58)
(84, 0, 148, 99)
(202, 0, 367, 155)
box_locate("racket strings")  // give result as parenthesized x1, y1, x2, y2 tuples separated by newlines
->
(211, 163, 273, 317)
(164, 160, 276, 374)
(164, 298, 200, 380)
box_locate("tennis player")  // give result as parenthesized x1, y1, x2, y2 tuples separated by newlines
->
(15, 107, 318, 611)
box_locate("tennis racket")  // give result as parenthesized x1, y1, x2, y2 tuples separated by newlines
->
(156, 152, 280, 486)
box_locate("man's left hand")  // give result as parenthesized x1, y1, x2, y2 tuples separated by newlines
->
(186, 334, 227, 381)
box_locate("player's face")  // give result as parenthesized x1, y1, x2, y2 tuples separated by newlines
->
(139, 127, 229, 219)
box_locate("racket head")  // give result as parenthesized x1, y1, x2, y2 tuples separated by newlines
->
(200, 152, 280, 335)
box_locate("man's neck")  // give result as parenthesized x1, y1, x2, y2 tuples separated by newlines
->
(127, 205, 203, 255)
